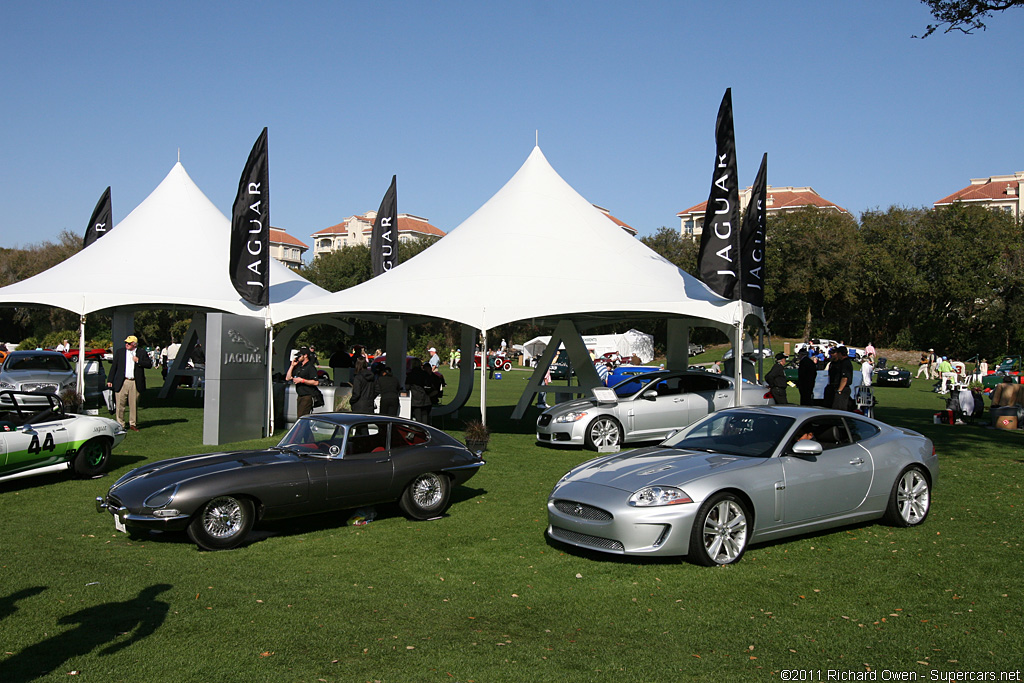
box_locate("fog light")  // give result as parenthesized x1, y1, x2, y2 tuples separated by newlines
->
(153, 509, 180, 518)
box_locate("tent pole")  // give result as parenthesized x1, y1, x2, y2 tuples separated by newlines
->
(734, 323, 743, 407)
(77, 314, 86, 398)
(480, 329, 487, 426)
(266, 312, 274, 437)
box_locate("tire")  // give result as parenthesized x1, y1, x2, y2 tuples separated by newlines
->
(883, 466, 931, 527)
(186, 496, 255, 550)
(399, 472, 451, 520)
(689, 492, 750, 566)
(584, 416, 622, 450)
(72, 438, 110, 477)
(502, 361, 512, 372)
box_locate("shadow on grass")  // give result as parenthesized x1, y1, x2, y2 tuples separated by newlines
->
(0, 583, 171, 683)
(0, 586, 46, 623)
(129, 485, 490, 550)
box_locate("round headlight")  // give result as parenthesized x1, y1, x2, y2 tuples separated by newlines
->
(144, 485, 178, 509)
(628, 486, 693, 507)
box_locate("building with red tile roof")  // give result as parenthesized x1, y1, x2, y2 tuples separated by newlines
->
(677, 186, 848, 240)
(934, 172, 1022, 219)
(311, 212, 446, 258)
(269, 227, 308, 268)
(592, 205, 638, 236)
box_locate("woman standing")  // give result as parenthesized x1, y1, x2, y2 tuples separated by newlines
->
(350, 358, 378, 414)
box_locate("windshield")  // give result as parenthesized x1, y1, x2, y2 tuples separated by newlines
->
(277, 418, 345, 454)
(5, 354, 72, 373)
(610, 372, 663, 397)
(662, 411, 795, 458)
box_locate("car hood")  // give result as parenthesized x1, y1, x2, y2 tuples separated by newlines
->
(110, 449, 298, 496)
(560, 446, 762, 492)
(2, 369, 73, 381)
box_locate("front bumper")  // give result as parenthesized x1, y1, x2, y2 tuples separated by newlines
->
(95, 495, 191, 531)
(546, 481, 698, 557)
(536, 414, 587, 445)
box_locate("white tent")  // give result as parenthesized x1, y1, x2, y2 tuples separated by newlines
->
(521, 330, 655, 365)
(0, 162, 328, 318)
(272, 146, 761, 330)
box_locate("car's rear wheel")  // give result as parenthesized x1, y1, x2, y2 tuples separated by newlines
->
(584, 416, 622, 450)
(689, 492, 750, 566)
(72, 438, 110, 477)
(399, 472, 451, 520)
(884, 466, 930, 527)
(187, 495, 254, 550)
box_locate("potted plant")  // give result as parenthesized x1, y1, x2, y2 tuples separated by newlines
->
(463, 420, 490, 453)
(58, 388, 85, 414)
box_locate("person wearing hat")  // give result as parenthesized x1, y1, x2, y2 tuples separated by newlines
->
(827, 346, 854, 411)
(764, 352, 790, 405)
(286, 347, 321, 418)
(427, 347, 440, 371)
(107, 334, 153, 431)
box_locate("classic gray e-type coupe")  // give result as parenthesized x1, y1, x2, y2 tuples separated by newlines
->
(547, 406, 936, 565)
(97, 413, 485, 550)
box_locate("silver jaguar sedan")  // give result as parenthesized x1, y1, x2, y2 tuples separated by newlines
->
(547, 406, 936, 565)
(536, 370, 773, 450)
(0, 350, 78, 406)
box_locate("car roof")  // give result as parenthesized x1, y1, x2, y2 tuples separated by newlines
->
(717, 404, 881, 422)
(8, 349, 65, 357)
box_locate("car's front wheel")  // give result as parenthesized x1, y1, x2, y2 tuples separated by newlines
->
(73, 438, 110, 477)
(584, 416, 622, 450)
(884, 466, 931, 527)
(399, 472, 451, 520)
(187, 496, 255, 550)
(689, 493, 750, 566)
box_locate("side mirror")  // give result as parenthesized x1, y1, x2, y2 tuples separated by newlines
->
(642, 390, 658, 401)
(790, 440, 822, 457)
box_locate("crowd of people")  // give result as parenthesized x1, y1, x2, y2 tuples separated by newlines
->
(293, 343, 447, 424)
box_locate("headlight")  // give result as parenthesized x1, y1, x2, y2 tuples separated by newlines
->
(0, 381, 15, 389)
(628, 486, 693, 507)
(555, 411, 588, 423)
(144, 485, 178, 509)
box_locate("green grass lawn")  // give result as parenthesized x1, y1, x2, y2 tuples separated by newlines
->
(1, 367, 1021, 682)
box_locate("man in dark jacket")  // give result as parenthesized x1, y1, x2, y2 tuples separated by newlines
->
(764, 353, 789, 405)
(796, 348, 817, 406)
(829, 346, 854, 411)
(107, 335, 152, 431)
(407, 362, 439, 425)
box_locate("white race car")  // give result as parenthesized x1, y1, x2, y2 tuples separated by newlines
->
(0, 391, 126, 484)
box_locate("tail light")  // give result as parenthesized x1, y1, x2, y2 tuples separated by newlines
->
(763, 391, 773, 400)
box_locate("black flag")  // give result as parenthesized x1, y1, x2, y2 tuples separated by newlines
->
(739, 153, 767, 307)
(83, 186, 112, 248)
(696, 88, 740, 299)
(370, 175, 398, 277)
(230, 128, 270, 307)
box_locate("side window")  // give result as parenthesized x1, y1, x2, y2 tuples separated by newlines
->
(393, 423, 430, 448)
(679, 375, 724, 394)
(345, 422, 389, 456)
(845, 418, 880, 443)
(790, 417, 851, 451)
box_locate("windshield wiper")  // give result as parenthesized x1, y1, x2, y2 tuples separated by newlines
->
(271, 445, 304, 456)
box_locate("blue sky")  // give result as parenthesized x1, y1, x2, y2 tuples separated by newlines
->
(2, 1, 1022, 249)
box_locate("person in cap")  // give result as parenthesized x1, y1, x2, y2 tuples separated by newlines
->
(427, 347, 441, 371)
(764, 352, 790, 405)
(286, 347, 320, 418)
(107, 334, 153, 431)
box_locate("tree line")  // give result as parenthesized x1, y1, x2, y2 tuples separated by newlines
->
(2, 203, 1022, 361)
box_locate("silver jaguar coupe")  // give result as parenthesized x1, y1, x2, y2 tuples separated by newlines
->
(536, 370, 773, 450)
(547, 405, 936, 565)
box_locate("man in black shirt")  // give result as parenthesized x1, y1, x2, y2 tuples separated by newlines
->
(286, 347, 320, 418)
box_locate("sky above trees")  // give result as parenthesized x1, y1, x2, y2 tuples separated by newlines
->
(2, 1, 1022, 249)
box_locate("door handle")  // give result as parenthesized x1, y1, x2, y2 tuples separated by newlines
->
(849, 458, 864, 465)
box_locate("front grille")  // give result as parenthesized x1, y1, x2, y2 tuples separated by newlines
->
(22, 383, 58, 393)
(553, 499, 613, 521)
(549, 526, 624, 552)
(538, 415, 552, 427)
